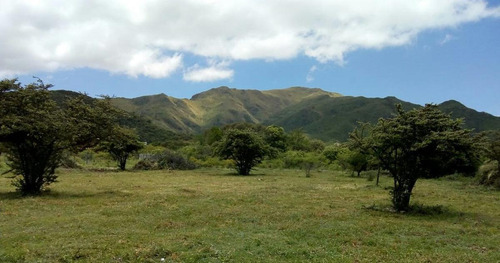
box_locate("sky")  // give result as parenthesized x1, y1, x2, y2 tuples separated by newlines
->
(1, 0, 500, 116)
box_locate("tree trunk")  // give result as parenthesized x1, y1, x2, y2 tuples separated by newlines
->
(392, 177, 417, 212)
(376, 166, 381, 186)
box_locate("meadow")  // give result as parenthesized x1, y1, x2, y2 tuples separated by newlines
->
(1, 168, 499, 262)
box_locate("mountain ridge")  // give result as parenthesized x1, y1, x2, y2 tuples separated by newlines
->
(61, 86, 500, 142)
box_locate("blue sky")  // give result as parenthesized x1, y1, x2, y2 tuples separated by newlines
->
(2, 1, 500, 115)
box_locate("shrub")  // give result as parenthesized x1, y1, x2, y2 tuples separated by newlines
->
(133, 150, 197, 170)
(157, 150, 197, 170)
(133, 159, 158, 170)
(476, 161, 500, 188)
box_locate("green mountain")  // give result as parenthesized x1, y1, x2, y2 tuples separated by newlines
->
(437, 100, 500, 131)
(110, 86, 341, 133)
(265, 95, 419, 141)
(50, 90, 192, 147)
(57, 87, 500, 142)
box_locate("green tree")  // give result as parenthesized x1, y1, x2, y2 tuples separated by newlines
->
(337, 147, 368, 177)
(287, 129, 311, 151)
(351, 104, 480, 211)
(216, 129, 267, 175)
(99, 127, 143, 170)
(484, 130, 500, 171)
(202, 126, 223, 146)
(0, 78, 116, 195)
(264, 125, 287, 158)
(323, 145, 340, 164)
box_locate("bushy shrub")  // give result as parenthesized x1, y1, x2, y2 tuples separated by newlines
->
(190, 157, 234, 168)
(476, 161, 500, 188)
(133, 150, 197, 170)
(133, 159, 158, 170)
(157, 150, 197, 170)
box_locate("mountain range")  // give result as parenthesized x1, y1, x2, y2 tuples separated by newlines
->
(105, 86, 500, 142)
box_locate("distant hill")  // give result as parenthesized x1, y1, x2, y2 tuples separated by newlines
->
(110, 86, 341, 133)
(265, 95, 419, 141)
(56, 87, 500, 142)
(50, 90, 192, 147)
(437, 100, 500, 131)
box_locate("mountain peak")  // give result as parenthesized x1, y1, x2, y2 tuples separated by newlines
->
(439, 100, 466, 108)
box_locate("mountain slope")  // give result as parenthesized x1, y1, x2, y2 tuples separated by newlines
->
(266, 95, 419, 141)
(109, 87, 500, 142)
(438, 100, 500, 131)
(111, 86, 341, 133)
(50, 90, 191, 146)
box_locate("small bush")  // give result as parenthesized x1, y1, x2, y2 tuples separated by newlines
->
(476, 161, 500, 188)
(133, 159, 158, 170)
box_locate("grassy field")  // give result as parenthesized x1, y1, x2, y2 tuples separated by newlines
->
(1, 168, 499, 262)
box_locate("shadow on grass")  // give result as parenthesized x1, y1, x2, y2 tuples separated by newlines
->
(0, 191, 22, 200)
(362, 203, 466, 219)
(0, 189, 131, 200)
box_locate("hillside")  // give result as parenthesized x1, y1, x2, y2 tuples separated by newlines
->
(437, 100, 500, 131)
(104, 87, 500, 142)
(265, 95, 419, 141)
(111, 86, 340, 133)
(50, 90, 192, 147)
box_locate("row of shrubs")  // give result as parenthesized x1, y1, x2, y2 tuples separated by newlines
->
(64, 143, 500, 189)
(134, 150, 197, 170)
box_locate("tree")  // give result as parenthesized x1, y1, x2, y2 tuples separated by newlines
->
(264, 125, 287, 158)
(477, 130, 500, 188)
(484, 130, 500, 171)
(351, 104, 480, 211)
(337, 147, 368, 177)
(286, 129, 312, 151)
(323, 145, 340, 164)
(202, 126, 223, 146)
(0, 78, 116, 195)
(99, 127, 143, 170)
(216, 129, 267, 175)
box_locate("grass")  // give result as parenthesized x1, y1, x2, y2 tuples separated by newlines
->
(1, 168, 499, 262)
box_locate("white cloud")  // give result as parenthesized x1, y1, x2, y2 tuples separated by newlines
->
(306, 65, 318, 83)
(1, 0, 499, 78)
(439, 34, 455, 45)
(183, 60, 234, 82)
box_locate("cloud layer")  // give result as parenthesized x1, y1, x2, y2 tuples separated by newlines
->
(1, 0, 499, 81)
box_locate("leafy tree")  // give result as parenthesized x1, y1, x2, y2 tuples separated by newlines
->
(264, 125, 287, 158)
(216, 129, 267, 175)
(351, 104, 480, 211)
(0, 78, 116, 195)
(99, 127, 143, 170)
(286, 129, 312, 151)
(323, 145, 340, 164)
(202, 126, 223, 146)
(309, 139, 326, 153)
(297, 152, 323, 177)
(484, 130, 500, 171)
(476, 130, 500, 188)
(337, 147, 368, 177)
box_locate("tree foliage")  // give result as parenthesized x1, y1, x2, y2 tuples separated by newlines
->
(216, 129, 267, 175)
(264, 125, 287, 157)
(350, 104, 480, 211)
(99, 126, 143, 170)
(484, 130, 500, 170)
(337, 148, 369, 177)
(0, 78, 116, 195)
